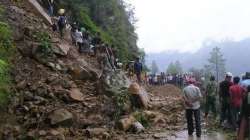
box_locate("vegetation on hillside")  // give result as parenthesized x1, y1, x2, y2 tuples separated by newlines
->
(50, 0, 140, 62)
(0, 5, 14, 109)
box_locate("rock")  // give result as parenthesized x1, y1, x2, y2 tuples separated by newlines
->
(52, 43, 70, 56)
(23, 26, 35, 38)
(16, 80, 27, 90)
(117, 115, 136, 131)
(69, 66, 93, 81)
(47, 129, 65, 140)
(69, 88, 84, 102)
(48, 109, 73, 126)
(49, 129, 60, 136)
(10, 6, 26, 15)
(153, 133, 169, 139)
(143, 111, 158, 119)
(86, 128, 110, 139)
(51, 38, 60, 43)
(38, 130, 47, 136)
(129, 83, 149, 109)
(18, 41, 40, 57)
(26, 130, 36, 139)
(102, 70, 131, 96)
(131, 122, 145, 133)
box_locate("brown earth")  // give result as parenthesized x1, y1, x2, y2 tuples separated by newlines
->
(0, 1, 186, 140)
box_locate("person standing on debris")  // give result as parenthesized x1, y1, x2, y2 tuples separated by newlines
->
(229, 76, 245, 130)
(134, 57, 143, 83)
(57, 10, 66, 39)
(74, 28, 83, 53)
(82, 30, 90, 53)
(183, 79, 202, 138)
(70, 22, 77, 45)
(219, 72, 233, 127)
(204, 76, 217, 119)
(48, 0, 54, 16)
(92, 32, 102, 56)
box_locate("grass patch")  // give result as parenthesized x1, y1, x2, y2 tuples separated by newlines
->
(0, 6, 14, 109)
(133, 111, 150, 128)
(113, 92, 131, 120)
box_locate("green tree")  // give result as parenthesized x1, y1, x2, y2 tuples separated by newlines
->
(166, 61, 183, 74)
(207, 47, 226, 81)
(189, 67, 204, 81)
(151, 60, 159, 75)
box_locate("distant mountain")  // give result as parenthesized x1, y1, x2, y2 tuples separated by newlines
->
(146, 38, 250, 76)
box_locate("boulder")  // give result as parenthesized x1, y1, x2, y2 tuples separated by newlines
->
(51, 43, 71, 56)
(86, 128, 110, 139)
(69, 88, 84, 102)
(131, 121, 145, 133)
(70, 66, 92, 80)
(102, 70, 131, 96)
(128, 83, 149, 109)
(153, 133, 169, 139)
(48, 109, 73, 126)
(116, 115, 136, 131)
(10, 6, 26, 15)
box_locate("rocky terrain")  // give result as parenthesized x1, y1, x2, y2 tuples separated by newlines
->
(0, 1, 186, 140)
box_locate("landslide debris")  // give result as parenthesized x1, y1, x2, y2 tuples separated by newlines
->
(0, 1, 185, 140)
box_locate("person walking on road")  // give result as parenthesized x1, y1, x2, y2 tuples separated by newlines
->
(229, 76, 245, 130)
(219, 72, 233, 127)
(205, 76, 217, 119)
(183, 80, 203, 138)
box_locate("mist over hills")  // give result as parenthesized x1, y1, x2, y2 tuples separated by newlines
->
(146, 38, 250, 76)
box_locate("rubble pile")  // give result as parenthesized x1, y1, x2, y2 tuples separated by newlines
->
(0, 1, 186, 140)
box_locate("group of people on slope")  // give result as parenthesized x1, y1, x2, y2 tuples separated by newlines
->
(44, 1, 120, 71)
(183, 72, 250, 139)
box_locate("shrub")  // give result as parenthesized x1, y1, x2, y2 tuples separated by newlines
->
(36, 32, 53, 56)
(0, 8, 13, 108)
(113, 92, 130, 120)
(133, 111, 150, 128)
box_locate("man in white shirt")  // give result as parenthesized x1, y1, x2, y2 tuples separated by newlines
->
(183, 80, 202, 138)
(74, 29, 83, 53)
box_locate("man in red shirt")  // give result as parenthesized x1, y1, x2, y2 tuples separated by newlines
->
(229, 76, 245, 130)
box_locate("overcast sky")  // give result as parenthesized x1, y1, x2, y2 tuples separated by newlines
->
(130, 0, 250, 53)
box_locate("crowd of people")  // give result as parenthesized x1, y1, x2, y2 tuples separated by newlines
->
(147, 73, 196, 87)
(183, 72, 250, 139)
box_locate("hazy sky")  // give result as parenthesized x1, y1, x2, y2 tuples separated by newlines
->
(130, 0, 250, 53)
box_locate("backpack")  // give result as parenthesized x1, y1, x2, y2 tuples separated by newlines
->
(58, 16, 66, 27)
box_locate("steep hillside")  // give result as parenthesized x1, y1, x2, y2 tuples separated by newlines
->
(46, 0, 139, 62)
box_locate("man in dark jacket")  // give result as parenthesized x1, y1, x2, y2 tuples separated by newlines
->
(219, 72, 233, 126)
(134, 57, 143, 83)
